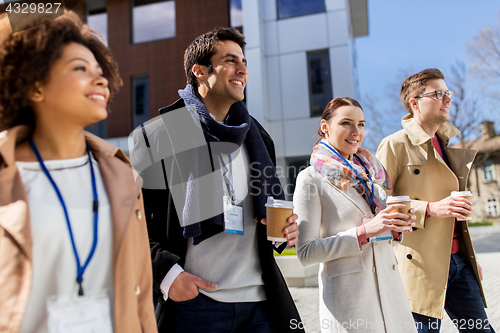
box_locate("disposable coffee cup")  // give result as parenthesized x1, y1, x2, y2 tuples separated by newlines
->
(387, 196, 412, 231)
(265, 197, 294, 242)
(451, 191, 473, 221)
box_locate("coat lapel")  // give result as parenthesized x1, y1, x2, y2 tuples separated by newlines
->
(0, 200, 32, 259)
(0, 127, 33, 259)
(85, 133, 141, 265)
(402, 115, 477, 191)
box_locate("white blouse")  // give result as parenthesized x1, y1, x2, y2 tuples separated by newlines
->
(16, 154, 114, 333)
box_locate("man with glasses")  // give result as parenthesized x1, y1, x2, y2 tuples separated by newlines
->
(376, 68, 494, 333)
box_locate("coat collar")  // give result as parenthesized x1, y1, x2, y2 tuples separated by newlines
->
(402, 114, 461, 147)
(0, 125, 141, 264)
(0, 126, 33, 258)
(0, 125, 127, 167)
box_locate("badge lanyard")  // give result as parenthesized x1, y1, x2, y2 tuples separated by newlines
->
(219, 152, 236, 203)
(220, 118, 236, 203)
(29, 138, 99, 296)
(319, 141, 374, 210)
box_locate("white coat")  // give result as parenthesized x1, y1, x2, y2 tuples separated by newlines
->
(294, 166, 416, 333)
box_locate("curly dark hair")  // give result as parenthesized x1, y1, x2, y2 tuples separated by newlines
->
(0, 12, 122, 131)
(184, 27, 246, 90)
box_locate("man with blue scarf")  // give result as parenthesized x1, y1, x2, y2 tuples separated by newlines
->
(129, 27, 303, 333)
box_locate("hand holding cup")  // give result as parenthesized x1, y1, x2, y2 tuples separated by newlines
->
(364, 204, 416, 238)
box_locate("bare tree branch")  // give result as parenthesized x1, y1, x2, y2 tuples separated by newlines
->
(447, 61, 481, 147)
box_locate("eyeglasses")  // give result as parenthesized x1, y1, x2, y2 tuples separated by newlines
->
(414, 90, 453, 100)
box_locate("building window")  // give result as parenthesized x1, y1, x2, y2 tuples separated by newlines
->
(85, 119, 107, 138)
(286, 157, 309, 200)
(307, 50, 333, 117)
(278, 0, 325, 20)
(132, 76, 150, 129)
(86, 0, 107, 45)
(132, 0, 175, 44)
(483, 161, 495, 182)
(486, 197, 499, 217)
(229, 0, 243, 28)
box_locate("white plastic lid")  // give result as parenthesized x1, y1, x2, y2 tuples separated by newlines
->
(451, 191, 473, 197)
(387, 195, 412, 203)
(265, 196, 294, 209)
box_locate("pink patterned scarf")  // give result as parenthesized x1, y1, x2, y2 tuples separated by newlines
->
(310, 140, 392, 212)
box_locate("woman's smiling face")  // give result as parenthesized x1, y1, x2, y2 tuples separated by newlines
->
(30, 42, 110, 128)
(320, 105, 365, 158)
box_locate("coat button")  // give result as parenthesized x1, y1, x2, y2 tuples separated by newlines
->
(393, 264, 397, 270)
(464, 230, 468, 233)
(135, 285, 141, 295)
(414, 169, 420, 175)
(407, 254, 413, 260)
(470, 255, 474, 260)
(372, 267, 376, 274)
(136, 210, 143, 221)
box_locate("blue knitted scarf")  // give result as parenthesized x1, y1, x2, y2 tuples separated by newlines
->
(178, 84, 284, 244)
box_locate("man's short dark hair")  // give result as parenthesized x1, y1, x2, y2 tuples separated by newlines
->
(184, 27, 246, 90)
(400, 68, 445, 114)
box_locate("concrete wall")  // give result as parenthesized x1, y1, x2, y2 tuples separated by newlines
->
(275, 256, 319, 287)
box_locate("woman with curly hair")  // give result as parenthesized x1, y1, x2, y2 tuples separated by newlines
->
(0, 12, 157, 333)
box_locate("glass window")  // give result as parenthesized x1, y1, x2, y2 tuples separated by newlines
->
(132, 0, 175, 44)
(229, 0, 243, 28)
(286, 157, 309, 200)
(307, 50, 333, 117)
(132, 76, 150, 129)
(483, 161, 495, 182)
(85, 119, 107, 138)
(278, 0, 325, 20)
(86, 0, 107, 45)
(487, 197, 499, 217)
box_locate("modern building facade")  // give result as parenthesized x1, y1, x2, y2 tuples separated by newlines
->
(72, 0, 236, 141)
(240, 0, 368, 197)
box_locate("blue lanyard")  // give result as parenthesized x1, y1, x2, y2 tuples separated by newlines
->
(319, 141, 374, 209)
(29, 138, 99, 296)
(435, 135, 448, 164)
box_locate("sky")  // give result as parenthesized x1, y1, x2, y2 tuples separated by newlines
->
(355, 0, 500, 148)
(356, 0, 500, 98)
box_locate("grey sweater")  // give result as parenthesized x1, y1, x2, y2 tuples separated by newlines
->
(184, 144, 266, 303)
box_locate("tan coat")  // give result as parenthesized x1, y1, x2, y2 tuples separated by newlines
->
(376, 115, 484, 319)
(0, 126, 157, 333)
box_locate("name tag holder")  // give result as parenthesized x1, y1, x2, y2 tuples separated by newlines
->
(47, 293, 113, 333)
(223, 195, 244, 235)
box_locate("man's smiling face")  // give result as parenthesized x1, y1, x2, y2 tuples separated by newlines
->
(204, 40, 247, 105)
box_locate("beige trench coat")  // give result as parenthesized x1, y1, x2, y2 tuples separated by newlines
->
(376, 115, 484, 319)
(0, 126, 157, 332)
